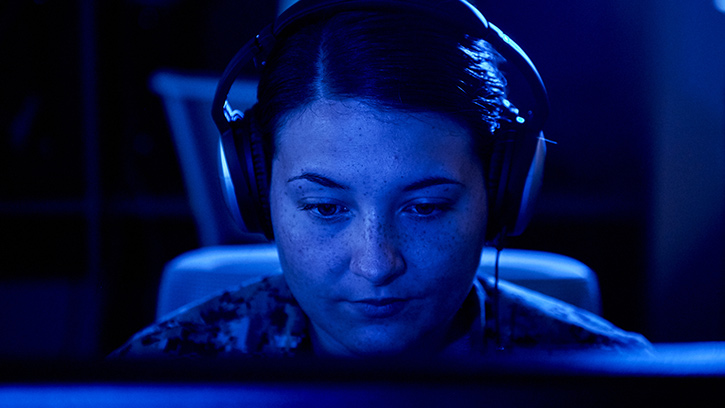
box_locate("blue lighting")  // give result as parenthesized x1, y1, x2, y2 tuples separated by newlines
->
(716, 0, 725, 13)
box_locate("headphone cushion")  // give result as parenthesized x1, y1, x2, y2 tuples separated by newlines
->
(245, 114, 274, 238)
(487, 116, 544, 240)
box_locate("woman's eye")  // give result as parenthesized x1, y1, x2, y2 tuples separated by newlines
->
(410, 203, 436, 215)
(301, 203, 348, 218)
(405, 202, 452, 217)
(316, 203, 340, 216)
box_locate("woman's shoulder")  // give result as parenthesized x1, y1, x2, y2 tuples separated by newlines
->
(108, 274, 309, 359)
(477, 276, 653, 353)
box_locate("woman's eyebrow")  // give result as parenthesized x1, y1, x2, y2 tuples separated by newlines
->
(287, 172, 349, 190)
(403, 177, 463, 192)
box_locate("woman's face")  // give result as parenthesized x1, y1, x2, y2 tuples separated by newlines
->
(270, 99, 488, 356)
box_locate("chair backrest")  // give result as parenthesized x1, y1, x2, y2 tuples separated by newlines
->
(156, 244, 601, 321)
(150, 70, 263, 246)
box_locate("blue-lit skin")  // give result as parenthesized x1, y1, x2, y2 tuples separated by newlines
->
(269, 99, 488, 357)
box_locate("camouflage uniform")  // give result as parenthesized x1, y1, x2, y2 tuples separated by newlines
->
(111, 274, 651, 359)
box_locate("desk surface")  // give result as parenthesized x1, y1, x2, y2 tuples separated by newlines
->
(1, 342, 724, 407)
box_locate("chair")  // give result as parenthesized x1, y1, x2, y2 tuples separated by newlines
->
(156, 244, 601, 321)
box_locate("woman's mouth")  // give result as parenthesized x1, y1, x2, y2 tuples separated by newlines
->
(348, 298, 409, 319)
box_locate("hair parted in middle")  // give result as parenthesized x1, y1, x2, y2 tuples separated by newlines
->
(253, 9, 508, 168)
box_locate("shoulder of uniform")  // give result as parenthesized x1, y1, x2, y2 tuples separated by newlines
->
(478, 276, 652, 352)
(109, 274, 308, 359)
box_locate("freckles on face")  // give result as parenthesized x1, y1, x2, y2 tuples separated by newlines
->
(269, 99, 488, 356)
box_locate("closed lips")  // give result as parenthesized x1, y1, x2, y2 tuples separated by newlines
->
(347, 298, 410, 319)
(354, 298, 405, 305)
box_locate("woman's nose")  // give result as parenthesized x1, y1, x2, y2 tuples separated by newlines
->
(349, 218, 406, 286)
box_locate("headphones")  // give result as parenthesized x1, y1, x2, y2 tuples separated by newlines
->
(212, 0, 550, 242)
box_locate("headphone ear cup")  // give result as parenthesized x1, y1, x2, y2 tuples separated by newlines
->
(218, 108, 274, 240)
(487, 115, 546, 241)
(506, 129, 545, 236)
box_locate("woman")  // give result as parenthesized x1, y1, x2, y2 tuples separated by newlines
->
(112, 0, 650, 358)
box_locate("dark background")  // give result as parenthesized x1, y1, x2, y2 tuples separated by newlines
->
(1, 0, 724, 359)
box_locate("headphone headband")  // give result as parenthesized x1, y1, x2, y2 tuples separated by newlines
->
(212, 0, 549, 136)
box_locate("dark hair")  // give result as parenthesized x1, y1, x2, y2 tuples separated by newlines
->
(254, 10, 507, 165)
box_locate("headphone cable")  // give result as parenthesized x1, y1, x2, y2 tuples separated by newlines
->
(493, 229, 506, 351)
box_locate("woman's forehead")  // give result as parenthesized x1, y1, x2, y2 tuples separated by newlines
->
(276, 99, 473, 150)
(273, 99, 482, 190)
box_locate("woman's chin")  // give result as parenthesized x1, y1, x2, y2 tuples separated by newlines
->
(313, 325, 435, 358)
